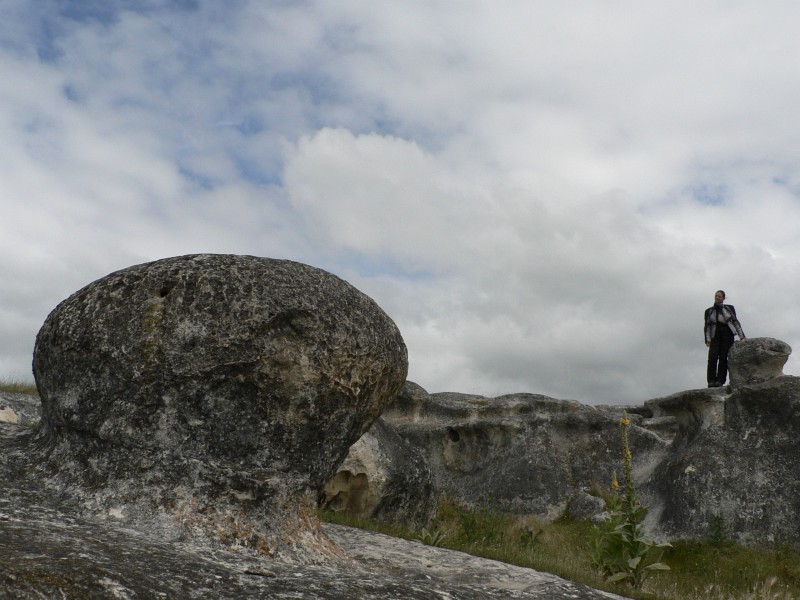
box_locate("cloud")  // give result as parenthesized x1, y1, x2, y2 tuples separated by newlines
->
(2, 1, 800, 403)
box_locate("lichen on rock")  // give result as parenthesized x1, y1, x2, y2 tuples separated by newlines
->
(30, 254, 408, 560)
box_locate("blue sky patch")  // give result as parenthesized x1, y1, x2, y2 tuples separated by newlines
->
(690, 182, 728, 206)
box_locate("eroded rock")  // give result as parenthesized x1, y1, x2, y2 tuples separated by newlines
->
(0, 423, 627, 600)
(644, 387, 727, 441)
(322, 417, 436, 529)
(378, 365, 800, 546)
(381, 382, 668, 518)
(728, 337, 791, 389)
(644, 376, 800, 544)
(30, 254, 408, 560)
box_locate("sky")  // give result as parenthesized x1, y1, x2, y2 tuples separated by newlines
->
(2, 0, 800, 405)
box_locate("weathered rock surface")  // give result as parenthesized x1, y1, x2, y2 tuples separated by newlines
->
(567, 488, 608, 522)
(0, 418, 627, 599)
(30, 254, 408, 559)
(0, 391, 41, 427)
(380, 382, 668, 519)
(372, 335, 800, 546)
(643, 376, 800, 544)
(321, 417, 436, 529)
(727, 337, 791, 389)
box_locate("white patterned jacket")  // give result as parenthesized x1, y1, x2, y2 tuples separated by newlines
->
(704, 304, 745, 344)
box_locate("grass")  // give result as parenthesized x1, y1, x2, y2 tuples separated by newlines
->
(320, 499, 800, 599)
(0, 377, 38, 395)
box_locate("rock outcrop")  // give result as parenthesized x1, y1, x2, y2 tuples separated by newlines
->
(346, 337, 798, 545)
(4, 252, 798, 595)
(643, 375, 800, 544)
(29, 254, 408, 560)
(1, 253, 625, 598)
(321, 417, 436, 529)
(727, 337, 791, 388)
(378, 382, 668, 519)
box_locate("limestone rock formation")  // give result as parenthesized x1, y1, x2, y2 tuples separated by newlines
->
(643, 375, 800, 544)
(381, 382, 668, 519)
(5, 252, 800, 595)
(727, 337, 791, 388)
(374, 337, 800, 545)
(636, 337, 799, 543)
(30, 254, 408, 559)
(322, 417, 436, 529)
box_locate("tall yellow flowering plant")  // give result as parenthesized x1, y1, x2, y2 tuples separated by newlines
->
(588, 411, 671, 589)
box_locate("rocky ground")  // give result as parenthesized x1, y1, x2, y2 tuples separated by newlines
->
(1, 503, 627, 599)
(0, 391, 627, 599)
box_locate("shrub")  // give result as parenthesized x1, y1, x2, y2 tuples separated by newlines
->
(588, 410, 671, 589)
(418, 526, 446, 547)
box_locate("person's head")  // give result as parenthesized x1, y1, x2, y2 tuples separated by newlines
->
(714, 290, 726, 305)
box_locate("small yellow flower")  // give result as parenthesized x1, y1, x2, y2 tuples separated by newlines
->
(620, 416, 630, 427)
(611, 473, 619, 490)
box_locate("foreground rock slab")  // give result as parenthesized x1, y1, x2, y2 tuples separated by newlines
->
(0, 453, 625, 599)
(1, 406, 625, 599)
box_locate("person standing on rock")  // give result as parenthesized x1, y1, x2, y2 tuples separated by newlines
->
(705, 290, 746, 387)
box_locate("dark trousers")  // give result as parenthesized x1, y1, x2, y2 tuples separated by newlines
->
(707, 332, 735, 385)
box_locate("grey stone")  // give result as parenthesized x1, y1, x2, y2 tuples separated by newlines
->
(645, 387, 727, 436)
(567, 489, 607, 521)
(0, 424, 627, 599)
(382, 382, 668, 519)
(11, 253, 800, 590)
(322, 417, 436, 529)
(0, 391, 41, 428)
(643, 376, 800, 544)
(728, 337, 791, 389)
(380, 368, 800, 545)
(30, 254, 408, 560)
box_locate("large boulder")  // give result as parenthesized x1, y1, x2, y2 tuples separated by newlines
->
(31, 254, 408, 559)
(728, 337, 791, 389)
(321, 417, 436, 529)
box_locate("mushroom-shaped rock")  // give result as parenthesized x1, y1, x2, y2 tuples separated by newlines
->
(32, 254, 407, 560)
(727, 337, 791, 389)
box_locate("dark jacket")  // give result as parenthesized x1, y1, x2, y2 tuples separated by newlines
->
(704, 304, 745, 344)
